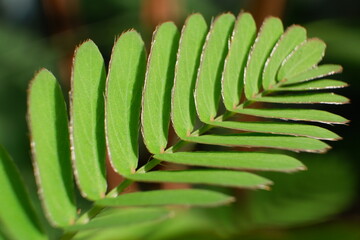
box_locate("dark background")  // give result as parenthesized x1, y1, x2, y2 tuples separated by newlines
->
(1, 0, 359, 239)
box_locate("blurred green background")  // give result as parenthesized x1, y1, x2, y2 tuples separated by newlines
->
(0, 0, 359, 239)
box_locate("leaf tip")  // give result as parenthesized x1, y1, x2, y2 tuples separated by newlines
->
(226, 196, 236, 204)
(318, 145, 332, 153)
(100, 192, 106, 199)
(69, 218, 76, 225)
(333, 136, 343, 141)
(259, 184, 272, 191)
(297, 165, 308, 171)
(74, 39, 98, 54)
(30, 68, 53, 82)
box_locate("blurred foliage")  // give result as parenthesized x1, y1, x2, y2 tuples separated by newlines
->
(238, 153, 357, 229)
(0, 0, 359, 239)
(0, 23, 59, 166)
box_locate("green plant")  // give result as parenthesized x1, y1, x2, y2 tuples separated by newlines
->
(0, 12, 348, 239)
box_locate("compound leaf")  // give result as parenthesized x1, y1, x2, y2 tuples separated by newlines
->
(128, 170, 272, 190)
(277, 39, 326, 81)
(106, 30, 146, 174)
(28, 69, 77, 226)
(185, 134, 329, 153)
(244, 17, 283, 99)
(194, 13, 235, 122)
(171, 14, 208, 137)
(70, 40, 107, 200)
(154, 152, 305, 172)
(275, 79, 348, 91)
(22, 13, 349, 235)
(262, 25, 307, 90)
(235, 108, 348, 124)
(96, 189, 234, 207)
(284, 64, 343, 84)
(141, 22, 180, 154)
(222, 12, 256, 110)
(256, 92, 349, 104)
(209, 120, 340, 140)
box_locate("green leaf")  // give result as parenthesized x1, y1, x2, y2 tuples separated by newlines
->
(106, 31, 146, 174)
(96, 189, 234, 207)
(209, 120, 340, 140)
(275, 79, 348, 91)
(244, 17, 283, 99)
(141, 22, 180, 154)
(185, 134, 330, 153)
(171, 14, 208, 137)
(256, 92, 349, 104)
(70, 40, 107, 200)
(235, 108, 349, 124)
(284, 64, 343, 84)
(277, 39, 326, 81)
(262, 25, 307, 90)
(128, 170, 272, 189)
(65, 208, 169, 231)
(154, 152, 305, 172)
(194, 13, 235, 122)
(28, 69, 77, 226)
(222, 12, 256, 110)
(0, 145, 46, 240)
